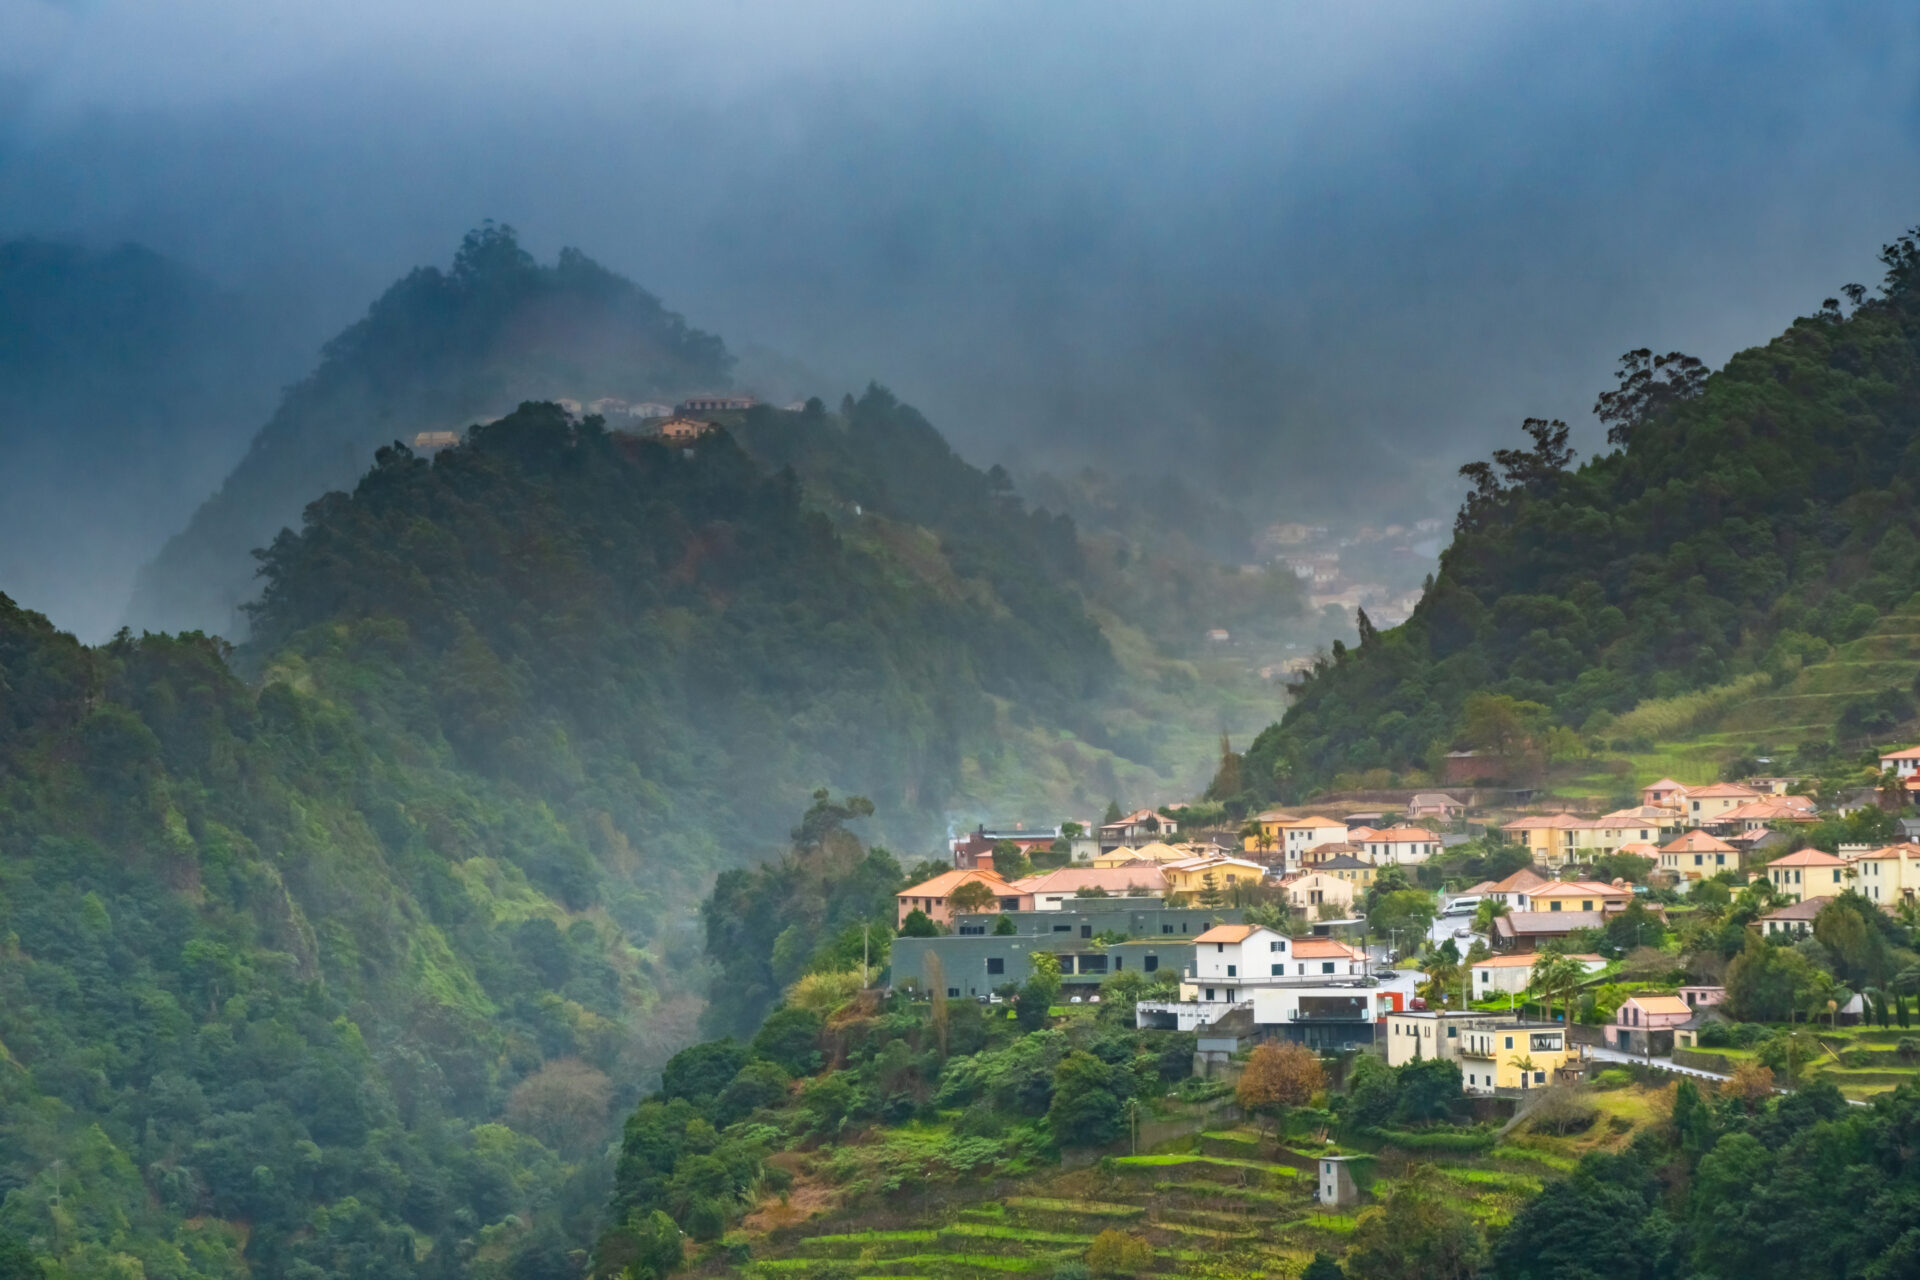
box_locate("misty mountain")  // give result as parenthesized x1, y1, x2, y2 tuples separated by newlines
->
(0, 390, 1142, 1276)
(126, 226, 734, 637)
(1231, 223, 1920, 801)
(0, 239, 294, 640)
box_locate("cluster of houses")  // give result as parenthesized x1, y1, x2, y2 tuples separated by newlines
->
(1500, 765, 1920, 938)
(898, 749, 1920, 1099)
(409, 394, 777, 456)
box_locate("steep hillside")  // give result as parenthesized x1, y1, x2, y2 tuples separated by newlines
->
(1237, 224, 1920, 801)
(241, 397, 1112, 858)
(0, 384, 1277, 1277)
(0, 598, 673, 1280)
(0, 239, 294, 638)
(128, 226, 733, 636)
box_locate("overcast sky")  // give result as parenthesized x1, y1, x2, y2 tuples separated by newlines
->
(6, 1, 1920, 511)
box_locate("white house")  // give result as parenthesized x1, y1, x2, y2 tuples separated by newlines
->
(1276, 817, 1349, 868)
(1361, 826, 1442, 866)
(1182, 927, 1368, 993)
(1880, 745, 1920, 778)
(1185, 923, 1294, 996)
(1469, 952, 1606, 997)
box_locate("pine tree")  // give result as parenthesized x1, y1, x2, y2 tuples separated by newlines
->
(1209, 733, 1243, 800)
(1356, 607, 1380, 649)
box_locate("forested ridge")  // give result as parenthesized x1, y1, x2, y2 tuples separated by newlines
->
(1239, 225, 1920, 801)
(0, 377, 1142, 1278)
(128, 226, 736, 636)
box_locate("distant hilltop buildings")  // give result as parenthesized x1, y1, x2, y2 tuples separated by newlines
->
(407, 393, 765, 456)
(677, 394, 756, 413)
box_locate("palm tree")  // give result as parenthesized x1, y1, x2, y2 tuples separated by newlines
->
(1528, 954, 1589, 1025)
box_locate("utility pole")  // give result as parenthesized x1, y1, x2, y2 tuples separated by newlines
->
(863, 922, 870, 987)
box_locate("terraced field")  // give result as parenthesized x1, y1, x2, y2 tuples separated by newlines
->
(723, 1092, 1667, 1279)
(1551, 605, 1920, 797)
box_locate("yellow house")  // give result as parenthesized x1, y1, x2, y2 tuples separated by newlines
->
(1851, 843, 1920, 906)
(1315, 853, 1378, 889)
(1458, 1022, 1579, 1094)
(1499, 813, 1583, 868)
(1242, 809, 1291, 854)
(1527, 880, 1634, 914)
(1163, 856, 1266, 897)
(1766, 848, 1851, 904)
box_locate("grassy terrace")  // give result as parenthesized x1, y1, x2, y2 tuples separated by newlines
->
(720, 1086, 1676, 1278)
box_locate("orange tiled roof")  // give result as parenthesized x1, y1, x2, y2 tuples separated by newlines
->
(1193, 924, 1259, 943)
(1291, 937, 1365, 959)
(1685, 782, 1762, 799)
(1766, 848, 1847, 867)
(1661, 830, 1737, 854)
(898, 868, 1016, 898)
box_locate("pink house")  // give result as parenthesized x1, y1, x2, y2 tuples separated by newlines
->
(1608, 994, 1693, 1053)
(1678, 985, 1725, 1010)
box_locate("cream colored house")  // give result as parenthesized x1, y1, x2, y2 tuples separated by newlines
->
(1682, 782, 1762, 823)
(1383, 1011, 1482, 1066)
(1766, 848, 1851, 904)
(1712, 797, 1817, 832)
(1851, 842, 1920, 905)
(1658, 830, 1738, 881)
(1470, 952, 1607, 997)
(1281, 872, 1356, 914)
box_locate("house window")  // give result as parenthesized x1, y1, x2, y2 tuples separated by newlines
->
(1163, 925, 1173, 934)
(1322, 962, 1335, 974)
(1205, 988, 1216, 1001)
(1272, 963, 1284, 976)
(1081, 924, 1092, 938)
(1447, 1026, 1458, 1038)
(1216, 942, 1225, 953)
(1227, 964, 1237, 976)
(1053, 924, 1071, 933)
(1144, 955, 1159, 972)
(986, 958, 1004, 975)
(948, 988, 960, 998)
(1550, 901, 1562, 912)
(1505, 1036, 1514, 1049)
(1270, 940, 1285, 952)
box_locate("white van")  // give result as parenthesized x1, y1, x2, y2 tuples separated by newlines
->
(1441, 894, 1482, 917)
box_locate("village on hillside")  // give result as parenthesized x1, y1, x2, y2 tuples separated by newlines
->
(892, 745, 1920, 1107)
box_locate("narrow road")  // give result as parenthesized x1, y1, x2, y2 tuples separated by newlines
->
(1587, 1044, 1869, 1105)
(1587, 1044, 1728, 1082)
